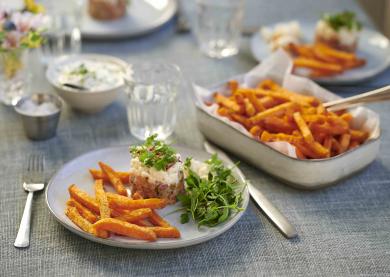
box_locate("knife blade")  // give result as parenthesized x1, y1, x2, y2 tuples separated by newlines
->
(203, 141, 298, 239)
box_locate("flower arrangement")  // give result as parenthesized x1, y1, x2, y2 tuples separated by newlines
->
(0, 7, 46, 79)
(0, 1, 47, 105)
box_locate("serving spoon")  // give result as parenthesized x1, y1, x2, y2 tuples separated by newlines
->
(324, 85, 390, 112)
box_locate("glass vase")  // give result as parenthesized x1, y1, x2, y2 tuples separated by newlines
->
(0, 48, 31, 106)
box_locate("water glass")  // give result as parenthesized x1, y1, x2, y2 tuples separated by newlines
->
(193, 0, 245, 59)
(124, 63, 183, 141)
(39, 0, 82, 64)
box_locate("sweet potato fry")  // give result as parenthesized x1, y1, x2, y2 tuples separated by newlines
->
(260, 131, 304, 145)
(250, 102, 296, 124)
(89, 169, 130, 184)
(94, 218, 156, 241)
(217, 107, 231, 117)
(107, 192, 168, 210)
(68, 184, 99, 214)
(348, 140, 360, 150)
(315, 43, 356, 61)
(294, 57, 343, 73)
(340, 113, 353, 123)
(293, 112, 314, 143)
(135, 219, 154, 227)
(67, 198, 98, 223)
(94, 179, 111, 219)
(350, 129, 368, 143)
(148, 227, 181, 238)
(259, 96, 279, 109)
(227, 80, 239, 93)
(339, 133, 351, 153)
(112, 208, 152, 223)
(307, 141, 330, 158)
(65, 206, 97, 236)
(230, 113, 252, 129)
(214, 93, 242, 113)
(245, 91, 265, 112)
(287, 43, 315, 58)
(323, 136, 333, 152)
(243, 98, 256, 117)
(331, 137, 342, 155)
(149, 210, 170, 227)
(98, 162, 127, 196)
(258, 79, 281, 90)
(249, 125, 263, 138)
(263, 116, 296, 134)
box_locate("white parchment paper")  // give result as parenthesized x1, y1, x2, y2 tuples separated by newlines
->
(194, 49, 380, 158)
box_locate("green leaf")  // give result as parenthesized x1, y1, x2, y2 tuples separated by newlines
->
(180, 213, 189, 224)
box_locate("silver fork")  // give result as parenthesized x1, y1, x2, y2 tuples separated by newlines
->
(14, 154, 45, 248)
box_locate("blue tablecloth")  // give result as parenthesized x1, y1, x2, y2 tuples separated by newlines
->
(1, 1, 389, 276)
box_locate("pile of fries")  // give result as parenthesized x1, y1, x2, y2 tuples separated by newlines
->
(213, 79, 368, 159)
(65, 162, 180, 241)
(286, 43, 366, 78)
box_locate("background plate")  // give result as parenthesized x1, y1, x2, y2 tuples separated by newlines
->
(81, 0, 177, 39)
(46, 146, 249, 249)
(250, 21, 390, 85)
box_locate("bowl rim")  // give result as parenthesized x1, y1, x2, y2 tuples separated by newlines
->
(46, 53, 130, 94)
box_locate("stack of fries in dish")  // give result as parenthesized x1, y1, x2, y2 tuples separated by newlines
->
(65, 162, 180, 241)
(286, 43, 366, 78)
(213, 79, 368, 159)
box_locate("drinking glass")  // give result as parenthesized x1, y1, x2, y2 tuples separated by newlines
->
(124, 63, 183, 141)
(193, 0, 245, 59)
(39, 0, 82, 64)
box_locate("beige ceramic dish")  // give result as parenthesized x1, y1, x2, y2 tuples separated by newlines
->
(194, 51, 381, 189)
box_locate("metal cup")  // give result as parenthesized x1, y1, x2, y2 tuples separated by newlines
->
(14, 94, 62, 140)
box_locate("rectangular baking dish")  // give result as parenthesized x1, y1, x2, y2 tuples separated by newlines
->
(194, 51, 381, 189)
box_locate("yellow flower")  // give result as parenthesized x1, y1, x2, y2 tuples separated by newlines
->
(24, 0, 45, 14)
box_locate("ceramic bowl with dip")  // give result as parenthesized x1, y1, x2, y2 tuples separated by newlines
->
(46, 54, 131, 114)
(15, 93, 62, 140)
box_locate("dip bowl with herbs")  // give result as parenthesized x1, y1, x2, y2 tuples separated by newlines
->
(46, 54, 131, 113)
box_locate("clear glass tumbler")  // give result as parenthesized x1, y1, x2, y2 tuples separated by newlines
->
(194, 0, 245, 59)
(124, 63, 183, 141)
(39, 0, 82, 64)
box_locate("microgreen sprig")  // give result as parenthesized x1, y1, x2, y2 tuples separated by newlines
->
(178, 154, 243, 227)
(323, 11, 362, 31)
(130, 134, 178, 171)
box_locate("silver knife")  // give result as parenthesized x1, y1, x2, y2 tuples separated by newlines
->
(204, 141, 298, 239)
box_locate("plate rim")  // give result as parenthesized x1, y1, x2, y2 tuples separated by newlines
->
(80, 0, 178, 39)
(250, 23, 390, 84)
(45, 145, 250, 249)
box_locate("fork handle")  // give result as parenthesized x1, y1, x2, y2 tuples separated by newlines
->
(14, 191, 34, 248)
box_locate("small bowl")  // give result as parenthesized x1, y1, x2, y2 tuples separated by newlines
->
(15, 94, 62, 140)
(46, 54, 130, 114)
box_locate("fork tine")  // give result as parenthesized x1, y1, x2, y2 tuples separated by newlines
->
(39, 155, 44, 172)
(27, 155, 33, 171)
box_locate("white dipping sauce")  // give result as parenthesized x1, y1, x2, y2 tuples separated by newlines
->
(57, 59, 123, 91)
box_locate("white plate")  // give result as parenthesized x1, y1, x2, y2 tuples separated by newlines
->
(81, 0, 177, 39)
(45, 146, 249, 249)
(250, 22, 390, 85)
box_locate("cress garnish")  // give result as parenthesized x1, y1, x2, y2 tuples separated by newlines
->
(129, 134, 178, 171)
(322, 11, 362, 31)
(178, 155, 243, 227)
